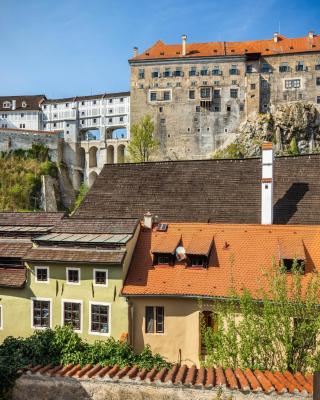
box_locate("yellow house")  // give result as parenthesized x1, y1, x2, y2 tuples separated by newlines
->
(122, 221, 320, 366)
(0, 213, 140, 342)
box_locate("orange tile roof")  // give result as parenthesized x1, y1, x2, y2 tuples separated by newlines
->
(122, 223, 320, 297)
(27, 364, 313, 395)
(186, 234, 213, 256)
(131, 34, 320, 61)
(151, 233, 181, 254)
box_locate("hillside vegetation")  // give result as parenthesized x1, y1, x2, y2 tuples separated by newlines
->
(0, 144, 58, 211)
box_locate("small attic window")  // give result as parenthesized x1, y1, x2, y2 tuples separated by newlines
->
(160, 52, 164, 55)
(213, 49, 217, 53)
(281, 259, 305, 273)
(188, 255, 208, 268)
(154, 253, 175, 266)
(22, 101, 27, 108)
(231, 49, 235, 53)
(290, 46, 294, 50)
(176, 51, 180, 55)
(145, 52, 149, 56)
(244, 49, 248, 52)
(3, 101, 10, 108)
(312, 44, 316, 48)
(265, 48, 269, 51)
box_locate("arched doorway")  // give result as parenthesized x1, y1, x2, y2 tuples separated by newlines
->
(107, 145, 114, 164)
(89, 146, 98, 168)
(88, 171, 98, 187)
(117, 144, 125, 164)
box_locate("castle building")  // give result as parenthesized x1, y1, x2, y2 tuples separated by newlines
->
(129, 32, 320, 160)
(0, 92, 130, 189)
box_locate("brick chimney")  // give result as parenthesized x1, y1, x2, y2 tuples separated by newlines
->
(133, 47, 138, 57)
(273, 32, 279, 43)
(261, 142, 274, 225)
(181, 34, 187, 56)
(144, 211, 153, 229)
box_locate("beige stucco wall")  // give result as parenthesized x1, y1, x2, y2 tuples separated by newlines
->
(129, 297, 214, 366)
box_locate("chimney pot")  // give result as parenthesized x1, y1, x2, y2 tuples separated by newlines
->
(144, 211, 153, 229)
(133, 46, 138, 57)
(308, 30, 315, 39)
(261, 142, 274, 225)
(181, 34, 187, 56)
(11, 100, 16, 110)
(273, 32, 279, 43)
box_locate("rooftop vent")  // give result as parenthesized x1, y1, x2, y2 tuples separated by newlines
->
(181, 34, 187, 56)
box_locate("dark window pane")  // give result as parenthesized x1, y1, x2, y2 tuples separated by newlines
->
(37, 268, 48, 282)
(145, 306, 154, 333)
(91, 304, 109, 333)
(68, 269, 79, 283)
(95, 271, 106, 285)
(156, 307, 164, 333)
(64, 302, 81, 330)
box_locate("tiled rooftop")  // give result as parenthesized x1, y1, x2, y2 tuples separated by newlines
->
(75, 155, 320, 224)
(0, 95, 45, 111)
(24, 248, 126, 264)
(26, 364, 313, 395)
(131, 34, 320, 61)
(53, 218, 139, 235)
(122, 223, 320, 297)
(0, 240, 33, 258)
(0, 212, 65, 227)
(0, 267, 26, 288)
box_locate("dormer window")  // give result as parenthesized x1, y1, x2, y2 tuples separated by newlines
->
(3, 101, 11, 108)
(152, 234, 181, 267)
(186, 235, 213, 268)
(278, 238, 306, 274)
(22, 101, 27, 108)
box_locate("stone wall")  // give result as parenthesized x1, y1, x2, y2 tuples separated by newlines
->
(13, 375, 310, 400)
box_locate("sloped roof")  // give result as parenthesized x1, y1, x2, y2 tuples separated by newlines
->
(52, 218, 138, 235)
(24, 248, 125, 264)
(27, 363, 313, 395)
(0, 212, 65, 227)
(122, 223, 320, 297)
(75, 154, 320, 224)
(0, 267, 26, 288)
(0, 95, 45, 111)
(131, 34, 320, 61)
(0, 241, 33, 258)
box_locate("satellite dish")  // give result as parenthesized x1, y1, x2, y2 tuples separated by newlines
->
(175, 246, 186, 261)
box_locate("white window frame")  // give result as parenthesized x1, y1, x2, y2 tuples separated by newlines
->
(93, 268, 108, 287)
(3, 102, 11, 108)
(61, 299, 83, 333)
(0, 305, 3, 330)
(35, 266, 50, 284)
(31, 297, 52, 330)
(89, 301, 111, 336)
(66, 267, 81, 285)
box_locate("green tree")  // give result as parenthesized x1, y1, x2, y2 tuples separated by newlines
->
(127, 115, 159, 162)
(201, 259, 320, 372)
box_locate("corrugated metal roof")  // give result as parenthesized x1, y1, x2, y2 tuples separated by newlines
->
(35, 232, 132, 244)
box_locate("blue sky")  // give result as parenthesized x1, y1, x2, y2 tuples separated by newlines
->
(1, 0, 319, 98)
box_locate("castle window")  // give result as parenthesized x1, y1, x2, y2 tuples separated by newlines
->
(214, 106, 220, 112)
(316, 64, 320, 71)
(3, 101, 10, 108)
(298, 93, 303, 100)
(93, 118, 97, 124)
(296, 61, 306, 72)
(109, 99, 113, 104)
(226, 105, 231, 112)
(109, 117, 113, 123)
(196, 106, 200, 112)
(138, 69, 145, 79)
(230, 89, 238, 98)
(261, 63, 272, 73)
(212, 66, 221, 76)
(120, 116, 124, 122)
(93, 100, 97, 105)
(261, 80, 268, 90)
(279, 63, 289, 73)
(213, 89, 220, 98)
(139, 84, 144, 89)
(174, 67, 182, 77)
(19, 124, 25, 128)
(22, 101, 27, 108)
(176, 82, 181, 87)
(164, 68, 171, 78)
(246, 64, 253, 73)
(53, 104, 57, 108)
(81, 101, 85, 105)
(160, 118, 166, 124)
(285, 79, 301, 89)
(251, 83, 256, 90)
(189, 90, 195, 99)
(189, 67, 197, 76)
(163, 91, 171, 101)
(231, 80, 237, 85)
(150, 92, 157, 101)
(316, 77, 320, 86)
(65, 103, 69, 107)
(200, 87, 211, 99)
(108, 109, 113, 114)
(229, 65, 239, 75)
(317, 96, 320, 104)
(191, 81, 196, 86)
(20, 113, 24, 118)
(200, 67, 209, 76)
(159, 107, 163, 112)
(283, 94, 288, 100)
(152, 69, 160, 78)
(240, 103, 244, 111)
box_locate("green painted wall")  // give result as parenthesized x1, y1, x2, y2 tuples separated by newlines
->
(0, 262, 128, 343)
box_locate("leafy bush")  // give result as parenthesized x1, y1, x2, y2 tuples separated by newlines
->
(0, 326, 170, 399)
(71, 183, 88, 213)
(201, 259, 320, 373)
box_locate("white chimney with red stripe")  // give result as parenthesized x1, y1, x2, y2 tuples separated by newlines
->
(261, 142, 274, 225)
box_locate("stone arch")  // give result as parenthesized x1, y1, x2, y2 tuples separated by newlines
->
(88, 171, 98, 187)
(89, 146, 98, 168)
(106, 127, 127, 140)
(107, 145, 114, 164)
(117, 144, 126, 164)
